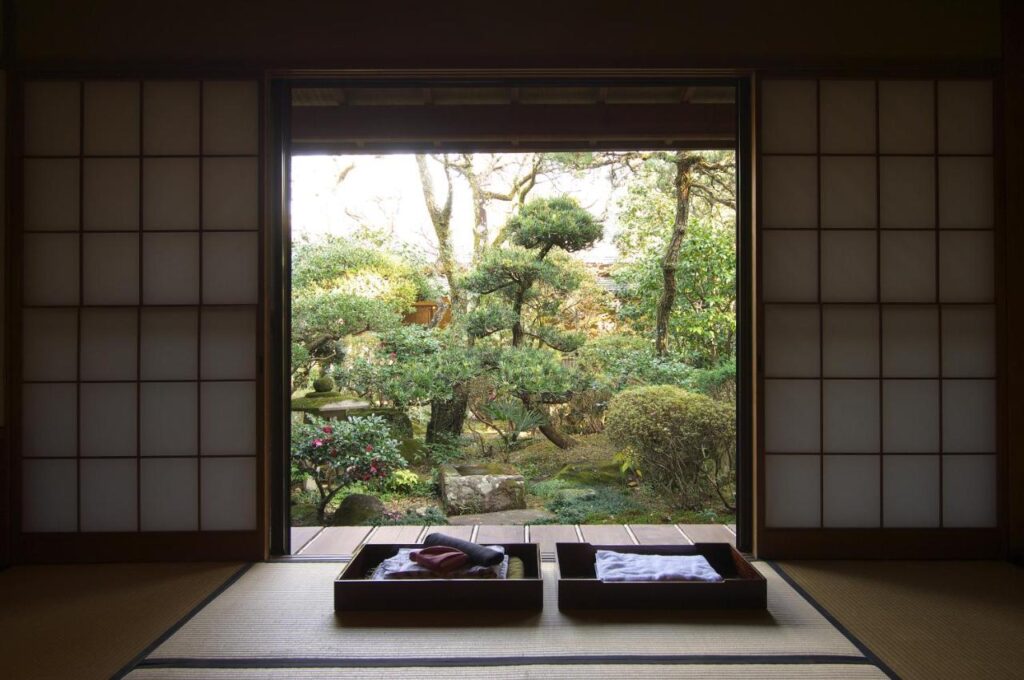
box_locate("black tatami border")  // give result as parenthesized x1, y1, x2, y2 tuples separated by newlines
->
(112, 559, 897, 677)
(769, 561, 900, 680)
(111, 562, 254, 680)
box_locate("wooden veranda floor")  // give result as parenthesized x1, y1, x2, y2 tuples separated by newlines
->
(289, 523, 736, 557)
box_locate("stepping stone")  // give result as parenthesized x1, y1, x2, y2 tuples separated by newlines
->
(448, 509, 555, 525)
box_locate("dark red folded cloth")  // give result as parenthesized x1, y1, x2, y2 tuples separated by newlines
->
(409, 546, 469, 572)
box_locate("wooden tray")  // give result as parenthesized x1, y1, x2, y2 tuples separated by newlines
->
(334, 542, 543, 611)
(555, 542, 766, 611)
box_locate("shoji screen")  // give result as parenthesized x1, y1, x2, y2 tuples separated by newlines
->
(760, 79, 998, 550)
(18, 79, 261, 545)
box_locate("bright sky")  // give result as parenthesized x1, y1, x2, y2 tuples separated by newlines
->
(290, 153, 630, 264)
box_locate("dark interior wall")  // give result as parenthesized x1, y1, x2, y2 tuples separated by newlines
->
(10, 0, 1001, 68)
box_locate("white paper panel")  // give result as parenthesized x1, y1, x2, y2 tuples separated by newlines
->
(882, 380, 940, 453)
(879, 157, 935, 229)
(881, 306, 939, 377)
(942, 380, 996, 453)
(880, 231, 935, 302)
(942, 306, 996, 377)
(202, 81, 258, 155)
(938, 157, 993, 229)
(764, 379, 820, 453)
(140, 382, 197, 457)
(80, 308, 138, 380)
(883, 455, 940, 527)
(942, 455, 996, 527)
(22, 383, 77, 457)
(22, 459, 77, 532)
(143, 158, 200, 230)
(201, 457, 257, 530)
(878, 80, 934, 154)
(80, 383, 137, 457)
(820, 157, 876, 228)
(939, 231, 994, 303)
(202, 232, 258, 304)
(201, 308, 256, 379)
(83, 233, 139, 305)
(819, 80, 875, 154)
(765, 455, 821, 528)
(82, 158, 140, 230)
(143, 233, 200, 304)
(83, 81, 140, 155)
(24, 158, 79, 230)
(764, 305, 819, 378)
(823, 380, 879, 453)
(24, 81, 80, 155)
(761, 156, 818, 228)
(23, 233, 79, 305)
(140, 308, 198, 380)
(760, 80, 817, 154)
(80, 459, 137, 532)
(141, 458, 198, 531)
(822, 305, 878, 377)
(200, 381, 256, 455)
(821, 231, 876, 302)
(202, 157, 258, 230)
(761, 231, 818, 302)
(937, 81, 993, 154)
(22, 308, 77, 381)
(143, 81, 200, 155)
(823, 455, 880, 527)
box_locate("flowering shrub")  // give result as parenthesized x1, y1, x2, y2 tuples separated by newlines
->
(291, 414, 406, 523)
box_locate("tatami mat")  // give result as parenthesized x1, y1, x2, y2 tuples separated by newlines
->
(778, 560, 1024, 680)
(0, 562, 243, 680)
(124, 663, 889, 679)
(134, 562, 871, 669)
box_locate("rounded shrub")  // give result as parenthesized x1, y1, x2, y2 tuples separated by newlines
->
(605, 385, 735, 509)
(312, 376, 335, 393)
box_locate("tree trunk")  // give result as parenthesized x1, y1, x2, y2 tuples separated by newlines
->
(524, 397, 577, 449)
(655, 154, 693, 356)
(427, 386, 469, 443)
(415, 155, 465, 315)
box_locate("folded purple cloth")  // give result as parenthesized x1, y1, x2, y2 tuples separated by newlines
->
(409, 546, 469, 572)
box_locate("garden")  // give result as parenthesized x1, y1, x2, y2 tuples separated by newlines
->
(289, 150, 737, 528)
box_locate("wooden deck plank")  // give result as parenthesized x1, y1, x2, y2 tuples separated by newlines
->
(528, 525, 579, 555)
(628, 524, 692, 545)
(475, 525, 525, 543)
(289, 526, 323, 554)
(421, 525, 474, 541)
(299, 526, 371, 555)
(366, 525, 426, 544)
(579, 524, 634, 545)
(677, 523, 736, 546)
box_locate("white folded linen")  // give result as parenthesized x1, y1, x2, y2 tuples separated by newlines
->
(594, 550, 723, 582)
(371, 546, 508, 580)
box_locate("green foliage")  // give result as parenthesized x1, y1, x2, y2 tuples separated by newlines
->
(544, 485, 642, 524)
(290, 234, 437, 386)
(605, 385, 735, 509)
(383, 468, 432, 495)
(493, 346, 585, 401)
(507, 196, 604, 253)
(290, 414, 407, 522)
(477, 399, 546, 457)
(420, 433, 468, 466)
(312, 376, 335, 393)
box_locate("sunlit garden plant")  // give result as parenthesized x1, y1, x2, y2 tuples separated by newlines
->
(291, 414, 406, 523)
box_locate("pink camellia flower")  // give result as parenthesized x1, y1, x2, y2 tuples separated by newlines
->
(322, 425, 333, 434)
(370, 466, 378, 474)
(365, 444, 374, 453)
(313, 439, 324, 447)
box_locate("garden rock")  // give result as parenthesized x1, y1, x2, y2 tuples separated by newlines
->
(332, 494, 385, 525)
(440, 465, 526, 515)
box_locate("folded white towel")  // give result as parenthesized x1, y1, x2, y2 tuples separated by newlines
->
(594, 550, 723, 582)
